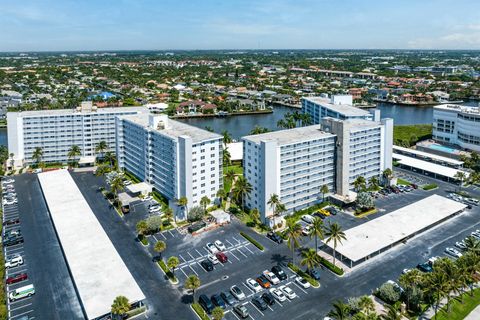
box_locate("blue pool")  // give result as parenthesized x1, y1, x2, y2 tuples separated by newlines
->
(428, 144, 458, 154)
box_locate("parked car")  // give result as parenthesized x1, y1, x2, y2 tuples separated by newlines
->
(455, 241, 467, 250)
(3, 218, 20, 226)
(302, 225, 312, 236)
(6, 273, 28, 285)
(307, 268, 321, 280)
(2, 179, 14, 184)
(251, 296, 268, 311)
(327, 207, 339, 215)
(262, 270, 280, 285)
(271, 265, 287, 281)
(301, 214, 314, 224)
(198, 294, 214, 314)
(220, 291, 236, 305)
(4, 229, 21, 238)
(256, 275, 271, 289)
(206, 242, 219, 254)
(269, 287, 287, 302)
(216, 252, 228, 263)
(417, 262, 433, 273)
(5, 255, 23, 268)
(211, 294, 226, 309)
(266, 232, 283, 244)
(279, 285, 296, 299)
(246, 278, 262, 292)
(3, 236, 24, 247)
(214, 240, 226, 251)
(230, 285, 246, 301)
(410, 183, 418, 189)
(142, 196, 153, 202)
(3, 198, 18, 205)
(207, 254, 219, 265)
(200, 259, 214, 272)
(445, 247, 463, 258)
(149, 206, 161, 213)
(233, 304, 249, 318)
(261, 291, 276, 306)
(295, 276, 311, 289)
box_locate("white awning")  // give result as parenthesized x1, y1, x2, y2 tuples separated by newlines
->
(393, 153, 469, 179)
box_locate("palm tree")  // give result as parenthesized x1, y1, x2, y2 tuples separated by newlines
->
(111, 295, 130, 319)
(382, 168, 393, 186)
(368, 176, 379, 190)
(200, 196, 210, 213)
(325, 222, 347, 267)
(309, 217, 325, 254)
(232, 176, 252, 211)
(267, 193, 280, 227)
(136, 220, 148, 237)
(95, 164, 110, 177)
(327, 300, 351, 320)
(320, 184, 329, 202)
(380, 302, 402, 320)
(285, 219, 302, 264)
(223, 147, 231, 166)
(426, 270, 449, 319)
(212, 306, 224, 320)
(176, 197, 188, 222)
(104, 151, 116, 169)
(225, 169, 236, 182)
(274, 203, 287, 228)
(184, 275, 201, 300)
(222, 130, 232, 145)
(167, 256, 180, 277)
(154, 240, 166, 259)
(249, 208, 260, 225)
(67, 145, 81, 166)
(31, 147, 43, 166)
(250, 126, 269, 135)
(398, 268, 424, 310)
(436, 258, 460, 312)
(454, 171, 467, 192)
(358, 295, 376, 316)
(464, 236, 480, 255)
(216, 189, 226, 206)
(353, 176, 366, 192)
(95, 140, 108, 160)
(164, 207, 174, 225)
(110, 176, 125, 201)
(300, 248, 320, 273)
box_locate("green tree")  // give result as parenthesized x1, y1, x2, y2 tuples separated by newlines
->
(353, 176, 366, 192)
(285, 219, 302, 264)
(31, 147, 43, 165)
(67, 145, 81, 166)
(325, 222, 347, 267)
(327, 300, 351, 320)
(200, 196, 211, 212)
(164, 207, 174, 225)
(111, 295, 130, 319)
(184, 275, 201, 301)
(223, 147, 231, 166)
(167, 256, 180, 277)
(380, 302, 402, 320)
(216, 189, 226, 206)
(225, 169, 236, 182)
(212, 306, 224, 320)
(154, 240, 166, 259)
(176, 196, 188, 222)
(136, 220, 148, 237)
(454, 171, 467, 192)
(426, 269, 449, 319)
(356, 192, 375, 211)
(267, 193, 280, 228)
(309, 217, 325, 254)
(249, 208, 261, 225)
(382, 168, 393, 186)
(300, 248, 320, 272)
(222, 130, 232, 145)
(232, 176, 252, 211)
(368, 176, 379, 190)
(104, 151, 116, 169)
(95, 140, 108, 160)
(320, 184, 329, 202)
(464, 236, 480, 255)
(249, 126, 270, 135)
(110, 176, 125, 201)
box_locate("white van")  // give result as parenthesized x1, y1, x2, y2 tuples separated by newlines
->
(9, 284, 35, 301)
(5, 255, 23, 268)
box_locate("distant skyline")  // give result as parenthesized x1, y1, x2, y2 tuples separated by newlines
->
(1, 0, 480, 52)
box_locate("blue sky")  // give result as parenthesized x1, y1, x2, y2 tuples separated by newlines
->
(1, 0, 479, 51)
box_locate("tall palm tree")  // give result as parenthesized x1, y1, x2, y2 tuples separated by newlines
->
(454, 171, 467, 192)
(358, 295, 376, 316)
(300, 248, 320, 273)
(167, 256, 180, 278)
(426, 270, 449, 319)
(436, 258, 460, 312)
(185, 275, 201, 301)
(382, 168, 393, 186)
(325, 222, 347, 267)
(353, 176, 366, 192)
(249, 208, 260, 225)
(225, 169, 236, 182)
(327, 300, 351, 320)
(368, 176, 379, 190)
(320, 184, 329, 202)
(380, 302, 402, 320)
(104, 151, 116, 169)
(216, 189, 226, 206)
(111, 295, 130, 319)
(110, 176, 125, 201)
(176, 197, 188, 222)
(285, 219, 302, 264)
(154, 240, 166, 259)
(232, 176, 252, 211)
(398, 268, 424, 310)
(223, 147, 231, 166)
(309, 217, 325, 254)
(95, 140, 108, 160)
(200, 196, 210, 212)
(164, 207, 174, 225)
(67, 145, 81, 166)
(31, 147, 43, 166)
(222, 130, 232, 145)
(267, 193, 280, 227)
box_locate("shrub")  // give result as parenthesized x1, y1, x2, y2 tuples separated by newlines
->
(319, 257, 344, 275)
(376, 282, 401, 304)
(146, 215, 163, 233)
(422, 183, 438, 191)
(356, 192, 375, 211)
(157, 260, 177, 282)
(125, 306, 146, 318)
(287, 263, 319, 287)
(187, 206, 205, 222)
(240, 232, 264, 251)
(192, 303, 209, 320)
(347, 296, 362, 314)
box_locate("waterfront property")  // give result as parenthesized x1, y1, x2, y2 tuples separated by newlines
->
(301, 95, 374, 124)
(433, 104, 480, 153)
(7, 101, 147, 168)
(116, 114, 223, 220)
(242, 126, 336, 223)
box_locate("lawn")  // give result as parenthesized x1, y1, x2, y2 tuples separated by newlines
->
(397, 178, 411, 185)
(436, 288, 480, 320)
(224, 164, 243, 175)
(393, 124, 432, 147)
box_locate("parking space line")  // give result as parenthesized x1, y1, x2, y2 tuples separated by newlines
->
(168, 230, 174, 237)
(10, 309, 34, 319)
(230, 309, 241, 320)
(229, 251, 241, 261)
(9, 302, 32, 312)
(243, 245, 254, 254)
(226, 239, 235, 248)
(187, 252, 196, 261)
(236, 248, 248, 258)
(242, 283, 254, 294)
(158, 232, 167, 240)
(291, 281, 308, 294)
(249, 302, 265, 317)
(195, 249, 204, 258)
(197, 262, 207, 273)
(180, 267, 188, 278)
(232, 236, 242, 244)
(179, 254, 187, 263)
(188, 264, 199, 276)
(9, 297, 31, 305)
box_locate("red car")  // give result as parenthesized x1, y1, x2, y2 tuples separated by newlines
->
(216, 252, 228, 263)
(6, 273, 28, 285)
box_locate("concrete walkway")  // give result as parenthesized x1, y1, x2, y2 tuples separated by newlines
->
(464, 304, 480, 320)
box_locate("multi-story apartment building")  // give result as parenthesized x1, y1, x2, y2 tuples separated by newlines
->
(7, 102, 146, 167)
(116, 114, 223, 220)
(432, 104, 480, 152)
(302, 95, 373, 124)
(321, 117, 393, 197)
(242, 126, 336, 223)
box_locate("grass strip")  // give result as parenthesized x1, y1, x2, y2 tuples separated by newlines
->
(288, 263, 320, 287)
(318, 257, 344, 276)
(191, 303, 210, 320)
(436, 288, 480, 320)
(240, 232, 264, 251)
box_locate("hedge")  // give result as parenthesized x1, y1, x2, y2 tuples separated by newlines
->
(286, 201, 331, 223)
(192, 303, 210, 320)
(240, 232, 264, 251)
(125, 306, 146, 319)
(157, 260, 178, 282)
(422, 183, 438, 191)
(319, 257, 344, 276)
(287, 263, 320, 287)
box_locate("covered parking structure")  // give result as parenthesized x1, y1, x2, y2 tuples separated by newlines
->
(393, 145, 464, 168)
(323, 195, 467, 268)
(38, 169, 146, 320)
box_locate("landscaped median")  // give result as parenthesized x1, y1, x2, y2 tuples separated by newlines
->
(240, 232, 264, 251)
(287, 263, 320, 288)
(354, 208, 378, 218)
(318, 257, 344, 276)
(436, 287, 480, 320)
(191, 303, 210, 320)
(422, 183, 438, 191)
(157, 260, 178, 284)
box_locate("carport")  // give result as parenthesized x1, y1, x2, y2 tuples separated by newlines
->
(210, 209, 231, 224)
(126, 182, 153, 196)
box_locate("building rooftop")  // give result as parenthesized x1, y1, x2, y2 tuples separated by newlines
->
(393, 145, 463, 166)
(303, 96, 371, 117)
(12, 106, 147, 117)
(393, 153, 469, 179)
(434, 104, 480, 115)
(38, 170, 145, 319)
(121, 113, 222, 143)
(242, 125, 335, 145)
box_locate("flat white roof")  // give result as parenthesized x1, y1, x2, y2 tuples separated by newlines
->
(393, 145, 463, 166)
(242, 125, 335, 145)
(326, 195, 467, 263)
(303, 96, 371, 117)
(126, 182, 153, 194)
(393, 153, 469, 179)
(38, 170, 145, 320)
(226, 142, 243, 161)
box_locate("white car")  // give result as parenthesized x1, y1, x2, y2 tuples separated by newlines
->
(207, 254, 219, 265)
(3, 199, 18, 205)
(402, 268, 411, 275)
(445, 247, 463, 258)
(262, 270, 280, 285)
(2, 179, 14, 184)
(269, 288, 287, 302)
(302, 225, 312, 236)
(230, 285, 246, 301)
(455, 241, 467, 250)
(206, 242, 219, 254)
(5, 255, 23, 268)
(214, 240, 226, 251)
(246, 278, 262, 293)
(301, 214, 314, 224)
(279, 285, 296, 299)
(142, 196, 153, 202)
(124, 180, 132, 186)
(295, 276, 311, 289)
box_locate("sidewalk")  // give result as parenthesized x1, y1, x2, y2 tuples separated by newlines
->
(465, 304, 480, 320)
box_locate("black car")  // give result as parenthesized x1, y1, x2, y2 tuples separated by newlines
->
(220, 291, 236, 305)
(417, 262, 433, 273)
(266, 232, 283, 244)
(327, 207, 338, 215)
(261, 292, 276, 306)
(188, 221, 207, 233)
(3, 236, 24, 247)
(271, 265, 287, 281)
(198, 295, 214, 314)
(200, 259, 214, 271)
(308, 268, 321, 280)
(251, 296, 268, 311)
(211, 294, 226, 309)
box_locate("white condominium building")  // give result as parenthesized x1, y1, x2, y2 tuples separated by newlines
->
(116, 114, 223, 220)
(302, 95, 374, 124)
(7, 102, 147, 167)
(242, 126, 336, 223)
(433, 104, 480, 152)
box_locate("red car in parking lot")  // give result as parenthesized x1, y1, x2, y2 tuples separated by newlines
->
(216, 252, 228, 263)
(6, 273, 28, 285)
